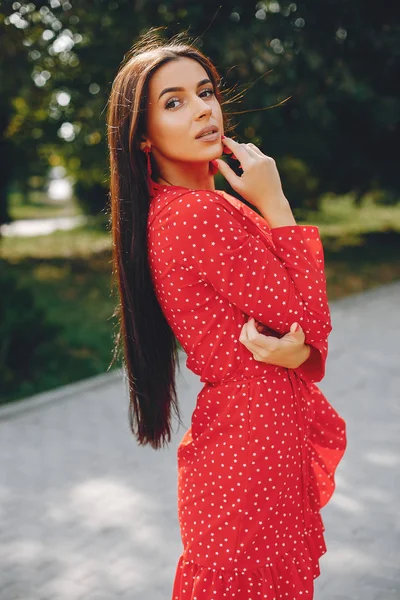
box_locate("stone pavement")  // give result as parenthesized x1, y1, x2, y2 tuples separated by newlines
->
(0, 281, 399, 600)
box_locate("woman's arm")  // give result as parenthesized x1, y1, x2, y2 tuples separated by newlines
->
(151, 189, 331, 381)
(216, 136, 331, 382)
(240, 317, 327, 382)
(240, 317, 311, 368)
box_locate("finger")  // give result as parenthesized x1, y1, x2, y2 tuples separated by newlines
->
(249, 335, 280, 353)
(246, 318, 271, 345)
(244, 144, 262, 159)
(239, 318, 251, 344)
(223, 137, 256, 156)
(239, 331, 268, 361)
(243, 319, 278, 352)
(254, 320, 265, 333)
(239, 324, 247, 344)
(221, 136, 253, 167)
(229, 154, 240, 167)
(289, 322, 301, 334)
(214, 158, 243, 188)
(222, 148, 240, 163)
(240, 331, 277, 360)
(223, 149, 239, 161)
(246, 142, 264, 157)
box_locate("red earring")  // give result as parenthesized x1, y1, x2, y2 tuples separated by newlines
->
(143, 145, 152, 177)
(143, 145, 156, 196)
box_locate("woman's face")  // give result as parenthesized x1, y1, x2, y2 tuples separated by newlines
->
(143, 57, 224, 174)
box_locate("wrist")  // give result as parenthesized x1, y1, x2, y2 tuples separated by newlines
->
(298, 344, 311, 367)
(261, 202, 297, 228)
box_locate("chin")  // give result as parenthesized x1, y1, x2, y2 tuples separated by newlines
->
(200, 142, 223, 159)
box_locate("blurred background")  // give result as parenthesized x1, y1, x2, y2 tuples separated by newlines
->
(1, 0, 399, 407)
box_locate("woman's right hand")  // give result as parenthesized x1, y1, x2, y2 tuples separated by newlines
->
(239, 317, 310, 369)
(215, 136, 290, 216)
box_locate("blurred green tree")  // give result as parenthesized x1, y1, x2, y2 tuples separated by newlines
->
(0, 0, 398, 223)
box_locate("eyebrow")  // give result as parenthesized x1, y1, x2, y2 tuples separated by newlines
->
(158, 78, 212, 101)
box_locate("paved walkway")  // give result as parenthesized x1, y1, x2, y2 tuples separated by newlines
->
(0, 216, 86, 237)
(0, 281, 399, 600)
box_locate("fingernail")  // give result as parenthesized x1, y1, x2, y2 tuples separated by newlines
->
(221, 134, 226, 139)
(295, 323, 301, 331)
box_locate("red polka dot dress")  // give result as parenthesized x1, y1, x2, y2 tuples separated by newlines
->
(147, 182, 347, 600)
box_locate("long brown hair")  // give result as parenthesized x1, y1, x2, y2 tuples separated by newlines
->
(106, 29, 231, 449)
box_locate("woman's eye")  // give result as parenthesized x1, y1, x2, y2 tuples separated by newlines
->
(200, 88, 214, 98)
(165, 97, 180, 110)
(165, 88, 215, 110)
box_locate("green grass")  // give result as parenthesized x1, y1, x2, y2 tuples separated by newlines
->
(301, 192, 400, 237)
(1, 193, 399, 405)
(298, 192, 400, 298)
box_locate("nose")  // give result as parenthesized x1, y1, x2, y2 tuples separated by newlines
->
(194, 95, 212, 120)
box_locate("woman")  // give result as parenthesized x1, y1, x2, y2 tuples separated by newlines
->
(106, 31, 347, 600)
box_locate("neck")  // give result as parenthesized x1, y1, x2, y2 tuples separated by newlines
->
(156, 161, 216, 191)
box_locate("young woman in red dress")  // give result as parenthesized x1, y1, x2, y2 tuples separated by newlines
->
(106, 31, 347, 600)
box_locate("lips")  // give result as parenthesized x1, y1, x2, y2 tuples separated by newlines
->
(195, 125, 219, 139)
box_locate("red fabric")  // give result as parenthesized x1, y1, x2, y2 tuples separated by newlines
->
(147, 183, 347, 599)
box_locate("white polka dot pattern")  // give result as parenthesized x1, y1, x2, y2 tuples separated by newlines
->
(147, 185, 347, 599)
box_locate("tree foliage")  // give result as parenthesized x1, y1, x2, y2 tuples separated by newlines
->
(0, 0, 398, 222)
